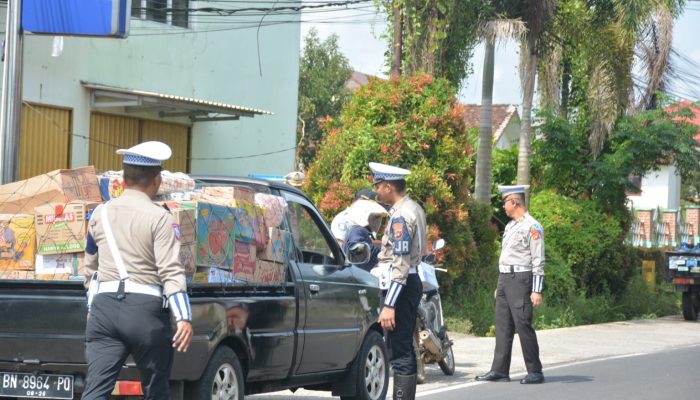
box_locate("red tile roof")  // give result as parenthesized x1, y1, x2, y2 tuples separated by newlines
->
(462, 104, 519, 141)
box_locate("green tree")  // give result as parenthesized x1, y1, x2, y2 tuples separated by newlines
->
(297, 29, 353, 170)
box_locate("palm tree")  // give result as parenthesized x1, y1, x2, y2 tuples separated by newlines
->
(474, 19, 526, 203)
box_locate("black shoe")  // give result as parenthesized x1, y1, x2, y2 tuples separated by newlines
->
(475, 371, 510, 382)
(520, 372, 545, 384)
(393, 374, 417, 400)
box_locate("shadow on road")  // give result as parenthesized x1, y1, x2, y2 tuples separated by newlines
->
(544, 375, 594, 384)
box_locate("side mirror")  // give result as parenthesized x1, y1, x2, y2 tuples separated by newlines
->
(346, 242, 371, 265)
(434, 238, 445, 251)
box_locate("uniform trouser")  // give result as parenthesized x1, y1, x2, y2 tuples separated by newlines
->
(82, 293, 173, 400)
(491, 272, 542, 375)
(385, 274, 423, 375)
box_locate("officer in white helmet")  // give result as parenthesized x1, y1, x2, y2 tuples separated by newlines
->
(82, 141, 193, 400)
(370, 162, 427, 400)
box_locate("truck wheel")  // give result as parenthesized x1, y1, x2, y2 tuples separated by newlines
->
(341, 330, 388, 400)
(681, 290, 699, 321)
(186, 347, 244, 400)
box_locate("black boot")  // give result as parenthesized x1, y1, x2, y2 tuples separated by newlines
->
(393, 374, 417, 400)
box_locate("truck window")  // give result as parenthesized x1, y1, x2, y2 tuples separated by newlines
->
(286, 201, 339, 266)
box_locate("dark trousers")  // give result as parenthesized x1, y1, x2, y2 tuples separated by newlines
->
(82, 293, 173, 400)
(491, 272, 542, 374)
(385, 274, 423, 375)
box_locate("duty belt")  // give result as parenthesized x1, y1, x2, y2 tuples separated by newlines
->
(409, 266, 418, 274)
(97, 280, 163, 298)
(499, 265, 532, 274)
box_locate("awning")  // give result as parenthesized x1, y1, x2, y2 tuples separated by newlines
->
(81, 81, 273, 122)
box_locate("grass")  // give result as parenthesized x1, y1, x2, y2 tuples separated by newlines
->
(443, 275, 680, 336)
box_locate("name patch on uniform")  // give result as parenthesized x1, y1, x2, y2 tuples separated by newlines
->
(172, 223, 181, 241)
(390, 216, 411, 255)
(530, 223, 543, 240)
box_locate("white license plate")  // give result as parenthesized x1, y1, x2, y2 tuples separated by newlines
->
(0, 372, 73, 399)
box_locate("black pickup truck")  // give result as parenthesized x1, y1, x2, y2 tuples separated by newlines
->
(0, 176, 388, 400)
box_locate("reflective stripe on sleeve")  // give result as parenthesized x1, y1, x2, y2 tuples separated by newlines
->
(384, 280, 404, 308)
(168, 291, 192, 321)
(532, 275, 544, 293)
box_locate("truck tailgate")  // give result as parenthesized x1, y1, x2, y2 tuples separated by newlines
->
(0, 280, 87, 364)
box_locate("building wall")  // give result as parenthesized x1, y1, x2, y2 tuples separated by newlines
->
(627, 165, 681, 210)
(0, 1, 299, 177)
(495, 120, 520, 149)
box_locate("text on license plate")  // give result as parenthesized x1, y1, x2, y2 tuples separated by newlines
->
(0, 372, 73, 399)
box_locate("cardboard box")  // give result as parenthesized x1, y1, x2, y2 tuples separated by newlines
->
(233, 241, 256, 282)
(252, 206, 268, 250)
(157, 201, 196, 244)
(233, 203, 256, 243)
(259, 227, 290, 263)
(253, 260, 285, 285)
(196, 202, 235, 269)
(34, 201, 99, 255)
(0, 215, 36, 271)
(191, 266, 235, 284)
(0, 270, 35, 280)
(0, 166, 102, 214)
(180, 242, 196, 276)
(35, 252, 85, 279)
(198, 186, 256, 207)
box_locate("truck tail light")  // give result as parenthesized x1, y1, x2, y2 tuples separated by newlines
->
(112, 381, 143, 396)
(673, 278, 694, 285)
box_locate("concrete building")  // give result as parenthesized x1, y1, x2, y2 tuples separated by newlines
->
(0, 0, 300, 179)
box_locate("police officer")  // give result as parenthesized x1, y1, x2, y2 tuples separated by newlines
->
(476, 185, 545, 385)
(370, 162, 426, 400)
(82, 141, 193, 400)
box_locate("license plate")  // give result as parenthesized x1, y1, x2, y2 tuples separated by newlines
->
(0, 372, 73, 399)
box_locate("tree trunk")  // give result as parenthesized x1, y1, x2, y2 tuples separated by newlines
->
(516, 51, 538, 192)
(474, 38, 495, 203)
(391, 1, 403, 76)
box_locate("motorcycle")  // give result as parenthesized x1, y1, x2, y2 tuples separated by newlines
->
(414, 239, 455, 383)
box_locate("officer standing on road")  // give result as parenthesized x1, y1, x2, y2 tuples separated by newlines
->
(476, 185, 545, 385)
(82, 141, 193, 400)
(370, 162, 426, 400)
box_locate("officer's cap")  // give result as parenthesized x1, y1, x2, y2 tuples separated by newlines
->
(498, 185, 530, 197)
(116, 141, 172, 167)
(369, 162, 410, 184)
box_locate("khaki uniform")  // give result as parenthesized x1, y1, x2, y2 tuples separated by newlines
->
(380, 194, 426, 377)
(84, 189, 186, 297)
(491, 212, 545, 376)
(379, 195, 427, 286)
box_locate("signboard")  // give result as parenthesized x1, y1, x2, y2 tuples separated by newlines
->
(22, 0, 131, 38)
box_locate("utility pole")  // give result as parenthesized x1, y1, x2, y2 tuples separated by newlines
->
(390, 0, 403, 76)
(0, 0, 24, 184)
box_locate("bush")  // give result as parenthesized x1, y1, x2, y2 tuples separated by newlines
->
(529, 190, 632, 296)
(304, 74, 496, 288)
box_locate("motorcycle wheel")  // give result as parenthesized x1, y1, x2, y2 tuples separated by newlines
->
(438, 339, 456, 376)
(413, 329, 426, 384)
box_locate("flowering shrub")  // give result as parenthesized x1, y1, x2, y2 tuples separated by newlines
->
(304, 73, 495, 284)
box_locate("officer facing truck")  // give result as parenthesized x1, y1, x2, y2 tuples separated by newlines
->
(371, 162, 427, 400)
(476, 185, 545, 385)
(82, 141, 193, 400)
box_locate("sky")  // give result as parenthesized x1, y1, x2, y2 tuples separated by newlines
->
(301, 1, 700, 107)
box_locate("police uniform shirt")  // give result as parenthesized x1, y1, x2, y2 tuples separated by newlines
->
(499, 212, 545, 292)
(382, 195, 427, 307)
(84, 189, 189, 311)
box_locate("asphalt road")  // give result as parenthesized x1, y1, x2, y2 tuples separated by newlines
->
(418, 344, 700, 400)
(249, 316, 700, 399)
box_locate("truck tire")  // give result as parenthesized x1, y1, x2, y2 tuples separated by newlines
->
(341, 330, 389, 400)
(681, 290, 699, 321)
(186, 346, 244, 400)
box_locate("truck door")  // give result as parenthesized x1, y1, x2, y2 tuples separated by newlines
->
(283, 193, 362, 374)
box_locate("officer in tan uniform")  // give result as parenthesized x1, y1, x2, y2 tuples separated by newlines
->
(476, 185, 545, 385)
(371, 162, 426, 400)
(82, 141, 193, 400)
